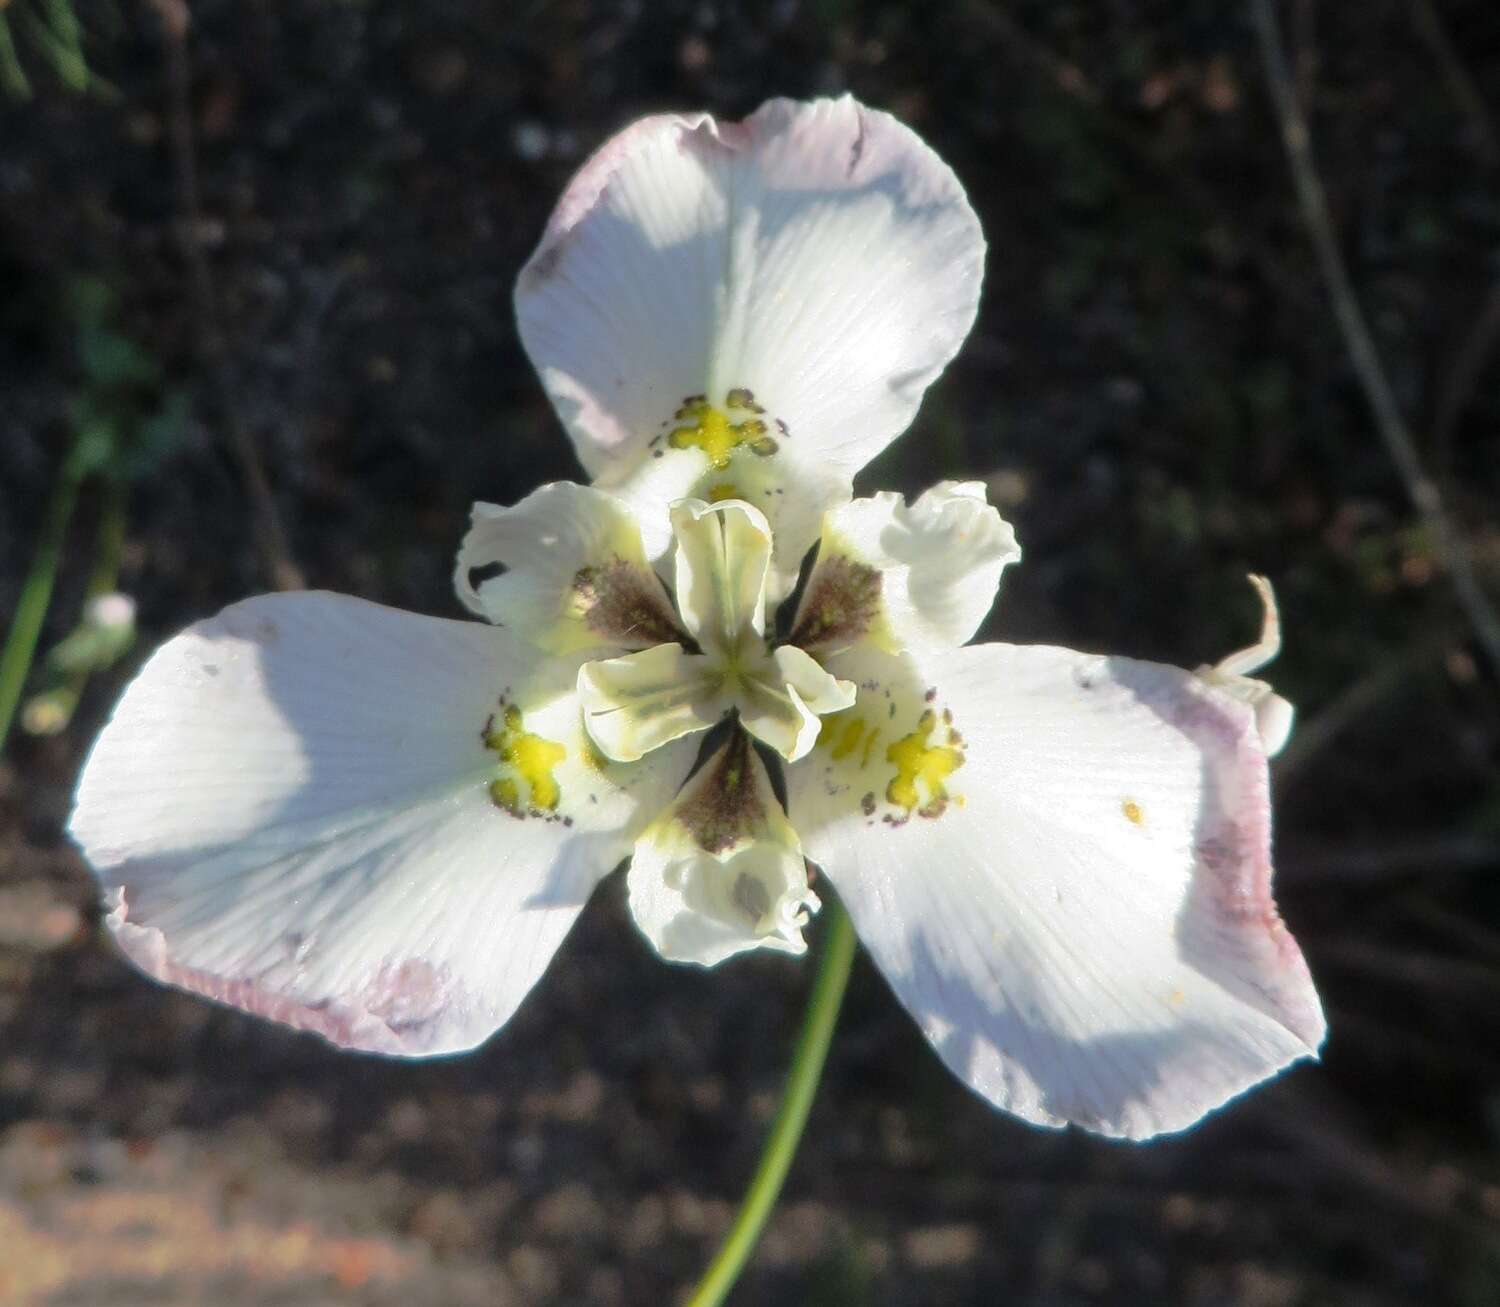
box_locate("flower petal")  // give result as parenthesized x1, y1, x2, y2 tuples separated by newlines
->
(792, 481, 1021, 656)
(70, 592, 693, 1056)
(740, 645, 856, 763)
(454, 482, 685, 653)
(628, 726, 818, 965)
(788, 642, 1324, 1139)
(577, 641, 725, 763)
(1197, 574, 1295, 756)
(670, 497, 773, 652)
(516, 95, 984, 585)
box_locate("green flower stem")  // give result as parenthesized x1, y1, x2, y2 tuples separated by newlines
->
(0, 455, 83, 753)
(684, 897, 858, 1307)
(21, 478, 130, 737)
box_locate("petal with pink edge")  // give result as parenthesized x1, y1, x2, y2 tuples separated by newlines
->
(69, 592, 694, 1056)
(789, 642, 1324, 1139)
(516, 95, 985, 589)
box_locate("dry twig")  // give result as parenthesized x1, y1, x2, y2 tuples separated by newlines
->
(1250, 0, 1500, 683)
(1431, 278, 1500, 483)
(1273, 622, 1461, 789)
(964, 1, 1313, 313)
(1281, 833, 1500, 884)
(1409, 0, 1499, 168)
(149, 0, 304, 591)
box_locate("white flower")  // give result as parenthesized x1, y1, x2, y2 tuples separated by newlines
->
(69, 96, 1323, 1140)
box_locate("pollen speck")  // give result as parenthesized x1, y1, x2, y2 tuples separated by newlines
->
(1122, 799, 1144, 825)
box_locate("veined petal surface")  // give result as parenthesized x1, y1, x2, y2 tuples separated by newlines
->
(577, 642, 725, 762)
(515, 95, 985, 587)
(788, 642, 1324, 1139)
(70, 592, 694, 1056)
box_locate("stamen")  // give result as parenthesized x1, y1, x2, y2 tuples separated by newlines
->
(667, 389, 782, 470)
(886, 708, 964, 819)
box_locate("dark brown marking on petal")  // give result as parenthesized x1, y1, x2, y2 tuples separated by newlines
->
(788, 554, 883, 651)
(860, 791, 876, 816)
(677, 727, 766, 854)
(572, 557, 688, 649)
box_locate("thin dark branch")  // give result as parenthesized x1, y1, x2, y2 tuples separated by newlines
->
(965, 1, 1313, 314)
(1282, 833, 1499, 884)
(1273, 624, 1454, 789)
(1249, 1086, 1495, 1239)
(1431, 278, 1500, 484)
(1249, 0, 1500, 682)
(1291, 0, 1318, 112)
(151, 0, 304, 592)
(1409, 0, 1499, 168)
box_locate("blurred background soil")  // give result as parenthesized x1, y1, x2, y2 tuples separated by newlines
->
(2, 1, 1500, 1303)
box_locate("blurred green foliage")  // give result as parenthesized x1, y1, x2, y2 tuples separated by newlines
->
(0, 274, 187, 749)
(0, 0, 110, 100)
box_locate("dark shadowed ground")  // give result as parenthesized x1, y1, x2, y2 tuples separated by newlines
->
(3, 1, 1500, 1303)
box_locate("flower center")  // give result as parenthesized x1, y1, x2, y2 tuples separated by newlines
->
(576, 498, 855, 764)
